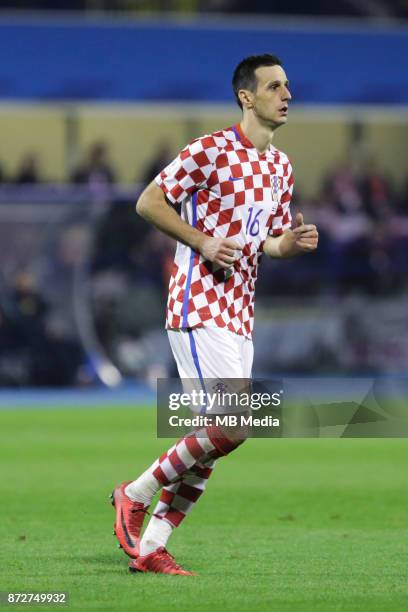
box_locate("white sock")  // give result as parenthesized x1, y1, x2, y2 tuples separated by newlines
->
(125, 471, 161, 506)
(139, 515, 173, 556)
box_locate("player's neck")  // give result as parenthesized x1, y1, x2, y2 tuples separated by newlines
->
(240, 116, 275, 154)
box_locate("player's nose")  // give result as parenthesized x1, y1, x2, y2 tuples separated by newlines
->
(283, 88, 292, 101)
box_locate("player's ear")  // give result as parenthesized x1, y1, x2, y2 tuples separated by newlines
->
(238, 89, 254, 110)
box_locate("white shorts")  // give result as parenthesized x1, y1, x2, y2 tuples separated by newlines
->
(167, 327, 254, 380)
(168, 327, 254, 415)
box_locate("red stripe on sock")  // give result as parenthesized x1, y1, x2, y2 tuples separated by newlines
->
(206, 425, 243, 456)
(185, 434, 206, 460)
(159, 488, 175, 506)
(164, 508, 185, 527)
(177, 482, 203, 503)
(191, 464, 213, 479)
(153, 465, 170, 486)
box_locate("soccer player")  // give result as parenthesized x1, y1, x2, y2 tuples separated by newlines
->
(112, 54, 318, 575)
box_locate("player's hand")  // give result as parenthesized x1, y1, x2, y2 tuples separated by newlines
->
(200, 237, 241, 269)
(292, 213, 318, 252)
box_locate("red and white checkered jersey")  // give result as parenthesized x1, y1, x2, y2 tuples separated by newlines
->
(155, 123, 294, 339)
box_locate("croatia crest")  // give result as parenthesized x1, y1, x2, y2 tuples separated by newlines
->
(271, 175, 280, 201)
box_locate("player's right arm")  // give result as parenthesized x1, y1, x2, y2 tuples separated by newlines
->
(136, 181, 240, 270)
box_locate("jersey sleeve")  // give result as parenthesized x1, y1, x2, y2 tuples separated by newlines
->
(154, 136, 216, 206)
(269, 164, 294, 237)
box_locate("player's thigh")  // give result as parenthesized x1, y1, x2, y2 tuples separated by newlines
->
(167, 327, 250, 379)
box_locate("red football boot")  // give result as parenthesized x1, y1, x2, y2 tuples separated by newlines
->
(111, 481, 149, 559)
(129, 547, 196, 576)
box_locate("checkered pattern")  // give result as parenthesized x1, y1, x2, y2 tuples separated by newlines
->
(151, 430, 216, 486)
(149, 425, 243, 526)
(156, 124, 294, 339)
(152, 456, 216, 527)
(151, 425, 242, 487)
(133, 425, 244, 533)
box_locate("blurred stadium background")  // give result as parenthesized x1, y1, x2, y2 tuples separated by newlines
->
(0, 2, 407, 391)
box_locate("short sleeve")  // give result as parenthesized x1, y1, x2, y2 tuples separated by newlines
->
(154, 137, 215, 206)
(269, 164, 294, 237)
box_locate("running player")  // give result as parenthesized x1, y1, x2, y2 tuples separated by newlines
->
(112, 53, 318, 575)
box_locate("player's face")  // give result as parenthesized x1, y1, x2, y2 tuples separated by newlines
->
(251, 65, 292, 128)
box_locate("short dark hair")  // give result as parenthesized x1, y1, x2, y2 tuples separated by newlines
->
(232, 54, 282, 109)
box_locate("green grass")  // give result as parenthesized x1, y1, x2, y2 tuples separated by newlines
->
(1, 406, 408, 611)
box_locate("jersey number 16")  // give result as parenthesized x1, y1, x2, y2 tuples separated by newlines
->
(245, 207, 262, 236)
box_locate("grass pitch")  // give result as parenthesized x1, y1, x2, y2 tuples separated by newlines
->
(1, 405, 408, 611)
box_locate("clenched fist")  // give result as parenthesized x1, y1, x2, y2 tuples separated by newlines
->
(200, 237, 242, 269)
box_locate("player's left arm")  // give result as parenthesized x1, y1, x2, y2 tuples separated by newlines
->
(263, 212, 318, 258)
